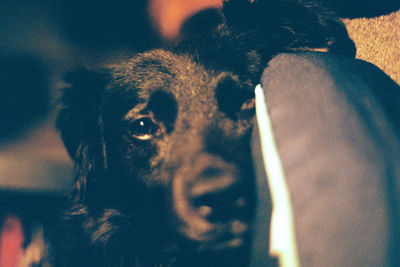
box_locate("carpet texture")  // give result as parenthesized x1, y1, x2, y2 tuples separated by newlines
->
(344, 10, 400, 85)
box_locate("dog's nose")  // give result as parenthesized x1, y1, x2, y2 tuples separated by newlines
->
(191, 166, 247, 222)
(172, 154, 252, 250)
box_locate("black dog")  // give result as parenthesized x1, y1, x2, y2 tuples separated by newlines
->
(51, 0, 355, 266)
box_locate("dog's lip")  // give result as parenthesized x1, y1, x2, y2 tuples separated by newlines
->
(197, 220, 249, 251)
(183, 218, 250, 252)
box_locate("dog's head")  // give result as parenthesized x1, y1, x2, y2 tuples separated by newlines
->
(56, 0, 356, 265)
(57, 48, 257, 265)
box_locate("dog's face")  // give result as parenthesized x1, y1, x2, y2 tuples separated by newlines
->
(105, 49, 257, 250)
(57, 49, 258, 266)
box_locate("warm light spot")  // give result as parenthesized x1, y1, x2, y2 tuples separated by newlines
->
(0, 215, 24, 267)
(149, 0, 223, 40)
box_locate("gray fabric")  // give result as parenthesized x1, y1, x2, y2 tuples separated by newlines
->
(256, 52, 400, 266)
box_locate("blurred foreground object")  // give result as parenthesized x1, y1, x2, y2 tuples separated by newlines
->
(250, 52, 400, 266)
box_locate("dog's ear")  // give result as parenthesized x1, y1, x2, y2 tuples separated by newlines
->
(57, 69, 107, 159)
(222, 0, 356, 57)
(57, 68, 108, 201)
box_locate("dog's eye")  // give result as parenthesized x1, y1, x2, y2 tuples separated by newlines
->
(130, 117, 158, 140)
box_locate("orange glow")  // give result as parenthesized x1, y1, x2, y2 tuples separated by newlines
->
(150, 0, 223, 40)
(0, 215, 24, 267)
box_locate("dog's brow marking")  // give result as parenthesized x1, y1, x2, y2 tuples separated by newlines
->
(124, 103, 147, 120)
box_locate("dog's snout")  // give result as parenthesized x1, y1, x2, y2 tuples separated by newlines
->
(191, 161, 237, 194)
(172, 154, 252, 250)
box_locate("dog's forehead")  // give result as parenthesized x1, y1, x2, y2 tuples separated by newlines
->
(110, 49, 234, 100)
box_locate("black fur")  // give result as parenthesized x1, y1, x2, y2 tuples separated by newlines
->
(51, 1, 355, 266)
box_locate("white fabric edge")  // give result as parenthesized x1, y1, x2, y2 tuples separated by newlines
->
(254, 84, 300, 267)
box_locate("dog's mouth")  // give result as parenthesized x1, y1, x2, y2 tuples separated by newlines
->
(171, 154, 255, 253)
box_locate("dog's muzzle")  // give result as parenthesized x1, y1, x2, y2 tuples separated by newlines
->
(172, 153, 253, 251)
